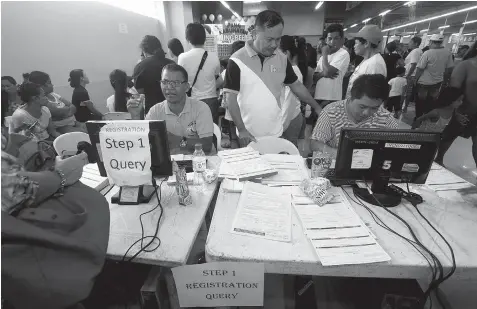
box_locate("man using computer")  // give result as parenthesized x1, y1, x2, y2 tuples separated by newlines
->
(311, 74, 399, 156)
(145, 63, 214, 155)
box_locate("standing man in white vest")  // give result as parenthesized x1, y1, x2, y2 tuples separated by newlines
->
(223, 10, 322, 147)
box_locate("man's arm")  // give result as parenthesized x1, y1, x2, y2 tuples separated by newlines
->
(46, 102, 74, 119)
(414, 68, 424, 85)
(309, 110, 335, 155)
(320, 45, 339, 78)
(406, 63, 417, 79)
(223, 59, 256, 146)
(289, 81, 322, 114)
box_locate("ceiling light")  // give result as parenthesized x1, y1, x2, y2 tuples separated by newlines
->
(464, 32, 476, 35)
(438, 25, 450, 29)
(403, 35, 411, 37)
(404, 2, 416, 7)
(243, 0, 261, 3)
(463, 19, 477, 25)
(451, 33, 459, 36)
(420, 29, 429, 32)
(350, 24, 358, 28)
(315, 1, 324, 11)
(220, 1, 242, 20)
(379, 10, 391, 16)
(220, 0, 230, 10)
(363, 18, 371, 23)
(382, 5, 477, 32)
(344, 28, 348, 31)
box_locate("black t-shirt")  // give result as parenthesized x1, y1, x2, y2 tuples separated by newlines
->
(133, 54, 174, 114)
(72, 86, 95, 122)
(223, 57, 298, 93)
(384, 53, 402, 81)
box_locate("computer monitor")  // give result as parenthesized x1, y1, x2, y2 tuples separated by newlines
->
(335, 128, 441, 207)
(86, 120, 172, 204)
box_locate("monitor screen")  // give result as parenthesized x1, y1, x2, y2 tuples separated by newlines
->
(335, 128, 441, 184)
(85, 120, 173, 178)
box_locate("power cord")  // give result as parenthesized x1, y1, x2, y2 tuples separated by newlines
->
(359, 180, 447, 308)
(122, 177, 168, 263)
(405, 183, 456, 307)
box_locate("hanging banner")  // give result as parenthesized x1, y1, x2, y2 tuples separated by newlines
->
(99, 121, 152, 186)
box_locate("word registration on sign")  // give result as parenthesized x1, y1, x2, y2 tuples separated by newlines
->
(99, 121, 152, 186)
(172, 262, 265, 307)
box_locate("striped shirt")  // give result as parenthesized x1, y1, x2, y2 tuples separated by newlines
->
(311, 99, 399, 148)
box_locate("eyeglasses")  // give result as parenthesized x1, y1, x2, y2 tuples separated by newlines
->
(160, 80, 187, 87)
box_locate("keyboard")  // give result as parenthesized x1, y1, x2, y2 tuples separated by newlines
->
(324, 169, 356, 187)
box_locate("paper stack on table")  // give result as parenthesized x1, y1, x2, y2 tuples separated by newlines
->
(260, 154, 309, 186)
(81, 164, 109, 191)
(231, 182, 292, 242)
(293, 187, 390, 266)
(218, 147, 278, 181)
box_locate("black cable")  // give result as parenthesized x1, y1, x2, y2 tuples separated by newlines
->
(407, 184, 456, 304)
(358, 180, 446, 307)
(344, 189, 438, 284)
(121, 177, 168, 263)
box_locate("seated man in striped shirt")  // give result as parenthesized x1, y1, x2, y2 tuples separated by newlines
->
(311, 74, 399, 156)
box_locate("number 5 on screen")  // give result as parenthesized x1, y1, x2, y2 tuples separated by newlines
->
(382, 160, 392, 170)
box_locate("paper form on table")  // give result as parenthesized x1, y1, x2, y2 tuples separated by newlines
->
(293, 187, 389, 266)
(231, 182, 292, 242)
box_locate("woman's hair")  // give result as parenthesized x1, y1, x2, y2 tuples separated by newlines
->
(140, 35, 165, 57)
(18, 81, 42, 103)
(1, 89, 8, 126)
(69, 69, 84, 88)
(22, 71, 50, 86)
(109, 69, 130, 113)
(306, 43, 317, 69)
(280, 36, 308, 84)
(350, 74, 389, 101)
(296, 37, 309, 85)
(1, 76, 17, 85)
(463, 41, 477, 60)
(167, 38, 184, 58)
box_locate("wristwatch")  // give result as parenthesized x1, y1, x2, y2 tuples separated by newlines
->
(50, 168, 66, 197)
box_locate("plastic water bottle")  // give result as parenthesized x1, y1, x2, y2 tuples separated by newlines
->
(192, 143, 207, 193)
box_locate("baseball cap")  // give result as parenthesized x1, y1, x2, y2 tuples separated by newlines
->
(348, 25, 383, 46)
(429, 34, 444, 42)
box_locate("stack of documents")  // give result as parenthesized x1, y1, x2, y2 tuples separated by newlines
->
(260, 154, 309, 186)
(81, 164, 109, 191)
(218, 147, 277, 181)
(293, 187, 390, 266)
(231, 182, 292, 242)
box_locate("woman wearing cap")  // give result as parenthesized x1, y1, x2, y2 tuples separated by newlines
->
(345, 25, 387, 98)
(413, 34, 454, 119)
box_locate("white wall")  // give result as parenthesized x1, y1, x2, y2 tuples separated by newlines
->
(277, 2, 325, 36)
(1, 1, 165, 112)
(164, 1, 193, 53)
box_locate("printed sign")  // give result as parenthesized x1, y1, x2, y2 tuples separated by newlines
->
(172, 262, 265, 307)
(351, 149, 373, 169)
(385, 143, 421, 150)
(99, 121, 152, 186)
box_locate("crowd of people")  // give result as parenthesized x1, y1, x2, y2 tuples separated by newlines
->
(2, 8, 477, 309)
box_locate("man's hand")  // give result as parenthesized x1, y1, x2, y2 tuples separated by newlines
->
(321, 44, 331, 55)
(237, 128, 256, 147)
